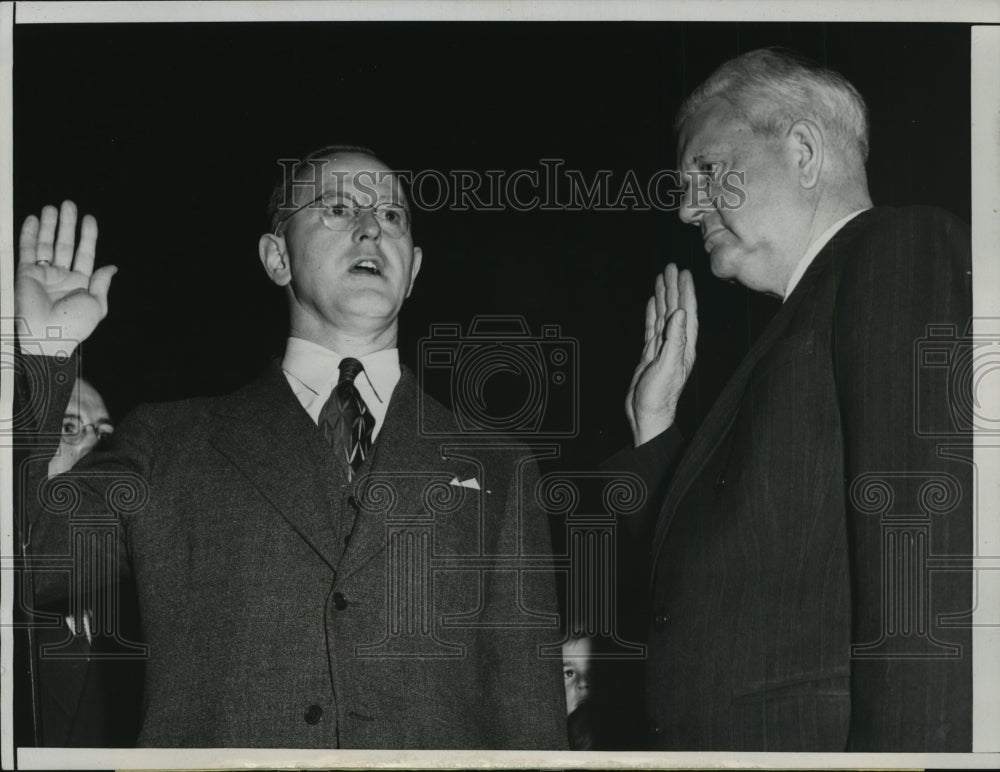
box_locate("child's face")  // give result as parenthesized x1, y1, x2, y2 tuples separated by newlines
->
(562, 637, 592, 714)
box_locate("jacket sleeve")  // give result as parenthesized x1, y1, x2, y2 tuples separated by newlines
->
(601, 426, 686, 540)
(832, 207, 973, 751)
(16, 350, 151, 609)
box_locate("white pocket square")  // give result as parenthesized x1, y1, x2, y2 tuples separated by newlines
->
(448, 476, 481, 490)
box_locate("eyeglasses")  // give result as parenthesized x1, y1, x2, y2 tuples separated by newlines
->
(61, 417, 114, 446)
(276, 194, 410, 238)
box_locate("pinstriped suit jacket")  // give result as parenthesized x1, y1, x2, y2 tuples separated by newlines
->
(611, 207, 973, 751)
(21, 358, 567, 748)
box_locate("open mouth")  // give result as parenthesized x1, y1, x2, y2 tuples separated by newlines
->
(350, 258, 383, 276)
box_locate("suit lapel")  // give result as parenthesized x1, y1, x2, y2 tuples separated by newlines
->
(650, 295, 800, 562)
(207, 361, 344, 572)
(336, 368, 446, 581)
(649, 212, 876, 566)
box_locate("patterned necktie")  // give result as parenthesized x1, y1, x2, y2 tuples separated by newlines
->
(319, 357, 375, 481)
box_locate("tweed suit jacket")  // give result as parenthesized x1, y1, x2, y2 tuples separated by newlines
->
(609, 207, 973, 751)
(21, 358, 567, 749)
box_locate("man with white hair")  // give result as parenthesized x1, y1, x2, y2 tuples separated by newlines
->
(618, 48, 972, 751)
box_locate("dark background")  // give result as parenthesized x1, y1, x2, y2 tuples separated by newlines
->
(12, 19, 972, 749)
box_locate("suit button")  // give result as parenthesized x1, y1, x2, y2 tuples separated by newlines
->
(333, 592, 348, 611)
(347, 495, 359, 509)
(715, 477, 727, 492)
(653, 610, 670, 630)
(304, 705, 323, 724)
(649, 722, 661, 736)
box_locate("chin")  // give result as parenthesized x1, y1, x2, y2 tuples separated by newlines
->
(338, 294, 403, 322)
(708, 246, 743, 282)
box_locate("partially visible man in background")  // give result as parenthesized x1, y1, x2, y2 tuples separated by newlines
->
(32, 378, 144, 747)
(618, 48, 972, 751)
(48, 377, 113, 477)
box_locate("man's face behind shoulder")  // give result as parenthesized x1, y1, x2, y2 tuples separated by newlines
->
(49, 378, 113, 477)
(677, 97, 810, 297)
(267, 151, 422, 338)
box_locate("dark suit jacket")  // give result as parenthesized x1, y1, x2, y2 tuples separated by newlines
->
(22, 359, 567, 748)
(609, 207, 973, 751)
(32, 601, 144, 747)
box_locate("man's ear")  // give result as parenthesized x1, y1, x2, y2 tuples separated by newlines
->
(259, 232, 292, 287)
(788, 119, 824, 189)
(405, 246, 423, 298)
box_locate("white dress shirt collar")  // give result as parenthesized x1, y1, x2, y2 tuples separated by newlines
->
(281, 336, 401, 440)
(783, 209, 869, 301)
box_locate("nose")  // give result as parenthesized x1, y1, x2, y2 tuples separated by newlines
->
(352, 208, 382, 242)
(678, 179, 709, 226)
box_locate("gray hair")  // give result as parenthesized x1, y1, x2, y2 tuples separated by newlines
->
(675, 48, 870, 164)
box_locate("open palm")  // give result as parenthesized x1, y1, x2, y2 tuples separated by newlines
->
(15, 201, 116, 356)
(625, 264, 698, 446)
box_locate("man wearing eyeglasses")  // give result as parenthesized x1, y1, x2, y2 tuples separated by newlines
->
(31, 377, 144, 748)
(15, 145, 567, 749)
(47, 378, 114, 478)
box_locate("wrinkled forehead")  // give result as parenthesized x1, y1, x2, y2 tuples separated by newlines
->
(292, 152, 407, 207)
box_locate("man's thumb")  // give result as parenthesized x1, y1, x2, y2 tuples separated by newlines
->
(89, 265, 118, 316)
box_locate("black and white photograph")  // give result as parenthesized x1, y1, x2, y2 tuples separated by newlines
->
(1, 1, 998, 768)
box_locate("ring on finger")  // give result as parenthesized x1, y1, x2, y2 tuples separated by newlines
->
(36, 259, 52, 266)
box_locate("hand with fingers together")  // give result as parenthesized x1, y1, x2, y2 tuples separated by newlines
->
(625, 263, 698, 447)
(15, 200, 117, 356)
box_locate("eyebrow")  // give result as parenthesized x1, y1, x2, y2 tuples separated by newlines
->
(319, 191, 409, 209)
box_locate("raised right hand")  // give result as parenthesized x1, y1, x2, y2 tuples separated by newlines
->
(625, 263, 698, 446)
(15, 200, 116, 356)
